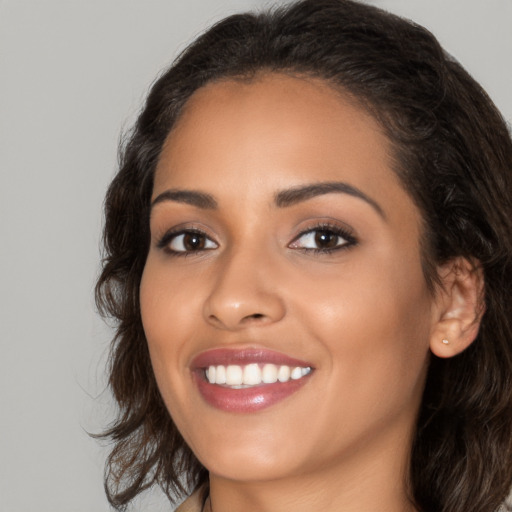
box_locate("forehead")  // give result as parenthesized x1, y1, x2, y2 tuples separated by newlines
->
(153, 73, 414, 224)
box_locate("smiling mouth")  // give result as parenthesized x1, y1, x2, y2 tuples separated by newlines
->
(191, 348, 314, 412)
(205, 363, 312, 388)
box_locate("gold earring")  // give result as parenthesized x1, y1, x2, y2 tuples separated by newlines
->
(442, 339, 449, 345)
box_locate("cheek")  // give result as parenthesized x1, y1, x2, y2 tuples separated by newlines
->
(139, 261, 200, 404)
(289, 248, 433, 401)
(140, 257, 203, 345)
(293, 249, 430, 333)
(294, 264, 430, 452)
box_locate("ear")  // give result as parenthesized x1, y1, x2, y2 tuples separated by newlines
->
(429, 257, 485, 359)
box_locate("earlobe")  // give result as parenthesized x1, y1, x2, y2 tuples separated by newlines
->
(429, 257, 485, 359)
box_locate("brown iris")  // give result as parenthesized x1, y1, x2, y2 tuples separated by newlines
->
(314, 230, 339, 249)
(183, 232, 206, 251)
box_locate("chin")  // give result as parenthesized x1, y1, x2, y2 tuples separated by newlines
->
(183, 419, 307, 482)
(203, 447, 302, 482)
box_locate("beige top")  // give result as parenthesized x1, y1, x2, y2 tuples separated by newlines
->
(175, 488, 204, 512)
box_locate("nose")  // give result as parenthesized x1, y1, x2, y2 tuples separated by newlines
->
(203, 247, 286, 331)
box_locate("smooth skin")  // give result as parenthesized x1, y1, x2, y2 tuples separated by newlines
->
(140, 74, 483, 512)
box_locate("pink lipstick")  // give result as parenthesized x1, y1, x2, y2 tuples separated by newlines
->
(191, 348, 313, 413)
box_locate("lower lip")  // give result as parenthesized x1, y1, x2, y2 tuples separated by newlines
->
(193, 372, 311, 413)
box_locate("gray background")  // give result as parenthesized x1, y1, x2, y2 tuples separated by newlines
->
(1, 1, 510, 511)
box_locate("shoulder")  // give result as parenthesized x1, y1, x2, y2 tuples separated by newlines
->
(174, 488, 204, 512)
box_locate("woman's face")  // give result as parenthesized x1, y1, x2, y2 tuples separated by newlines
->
(140, 74, 436, 483)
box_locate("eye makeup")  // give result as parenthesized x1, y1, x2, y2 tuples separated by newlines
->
(288, 221, 357, 255)
(154, 218, 358, 258)
(156, 226, 218, 256)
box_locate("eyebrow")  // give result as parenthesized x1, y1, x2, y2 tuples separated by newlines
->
(151, 189, 218, 210)
(275, 181, 385, 218)
(151, 181, 385, 218)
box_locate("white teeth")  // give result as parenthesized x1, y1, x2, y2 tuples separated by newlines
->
(290, 367, 303, 380)
(215, 365, 226, 385)
(262, 364, 278, 383)
(243, 364, 261, 385)
(226, 365, 243, 385)
(277, 365, 291, 382)
(205, 363, 312, 387)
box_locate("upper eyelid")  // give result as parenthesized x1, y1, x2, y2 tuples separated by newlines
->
(291, 222, 356, 241)
(153, 221, 215, 237)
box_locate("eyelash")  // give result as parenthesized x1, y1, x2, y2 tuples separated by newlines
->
(156, 223, 357, 257)
(291, 222, 357, 254)
(156, 227, 218, 257)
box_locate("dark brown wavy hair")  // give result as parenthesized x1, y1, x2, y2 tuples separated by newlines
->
(96, 1, 512, 510)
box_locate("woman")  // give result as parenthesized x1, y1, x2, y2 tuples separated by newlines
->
(96, 0, 512, 511)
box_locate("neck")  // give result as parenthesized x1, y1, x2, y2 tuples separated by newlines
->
(205, 433, 417, 512)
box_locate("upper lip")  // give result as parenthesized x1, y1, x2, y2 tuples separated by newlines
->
(191, 347, 313, 370)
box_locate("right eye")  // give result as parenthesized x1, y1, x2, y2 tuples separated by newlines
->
(158, 230, 218, 254)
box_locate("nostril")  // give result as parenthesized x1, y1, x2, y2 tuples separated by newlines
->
(243, 313, 265, 322)
(204, 294, 286, 330)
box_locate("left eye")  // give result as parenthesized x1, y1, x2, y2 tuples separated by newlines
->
(167, 231, 218, 252)
(290, 228, 352, 251)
